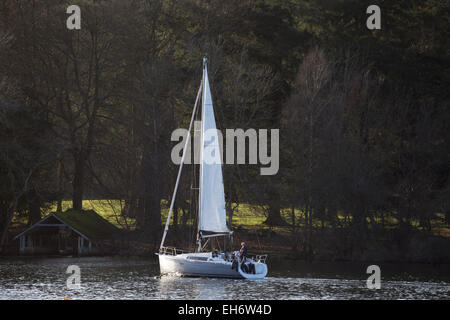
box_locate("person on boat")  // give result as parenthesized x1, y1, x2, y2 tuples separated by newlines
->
(247, 262, 256, 274)
(231, 252, 239, 271)
(239, 242, 250, 273)
(239, 242, 248, 261)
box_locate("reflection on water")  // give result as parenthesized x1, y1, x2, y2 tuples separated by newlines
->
(158, 276, 227, 300)
(0, 257, 448, 300)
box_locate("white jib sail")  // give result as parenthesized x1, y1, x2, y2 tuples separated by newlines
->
(198, 62, 229, 233)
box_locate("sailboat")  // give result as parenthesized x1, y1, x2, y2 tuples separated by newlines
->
(156, 58, 268, 279)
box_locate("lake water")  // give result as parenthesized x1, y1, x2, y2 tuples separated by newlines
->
(0, 257, 448, 300)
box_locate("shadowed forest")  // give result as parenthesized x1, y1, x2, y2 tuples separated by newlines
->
(0, 0, 449, 263)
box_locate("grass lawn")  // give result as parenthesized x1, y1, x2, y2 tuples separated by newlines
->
(11, 199, 447, 238)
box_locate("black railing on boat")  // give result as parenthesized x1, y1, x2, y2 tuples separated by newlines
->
(238, 254, 268, 264)
(250, 254, 268, 264)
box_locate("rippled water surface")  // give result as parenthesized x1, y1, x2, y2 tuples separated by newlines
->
(0, 257, 448, 300)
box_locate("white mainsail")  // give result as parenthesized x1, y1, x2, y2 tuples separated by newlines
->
(198, 61, 229, 234)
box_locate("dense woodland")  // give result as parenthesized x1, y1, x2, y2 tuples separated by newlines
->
(0, 0, 449, 261)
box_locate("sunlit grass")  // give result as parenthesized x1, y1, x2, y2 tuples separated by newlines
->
(35, 199, 449, 238)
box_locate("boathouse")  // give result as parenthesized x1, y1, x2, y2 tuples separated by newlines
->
(13, 209, 120, 255)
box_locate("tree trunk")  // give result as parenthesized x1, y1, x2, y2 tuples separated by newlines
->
(328, 204, 338, 229)
(138, 143, 164, 242)
(0, 200, 19, 253)
(181, 206, 189, 228)
(173, 203, 178, 231)
(291, 204, 296, 233)
(264, 190, 285, 225)
(308, 207, 313, 260)
(143, 194, 162, 240)
(29, 196, 41, 224)
(0, 169, 32, 252)
(226, 190, 234, 230)
(72, 153, 85, 211)
(56, 155, 63, 213)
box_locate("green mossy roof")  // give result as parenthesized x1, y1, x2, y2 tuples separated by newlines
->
(55, 209, 120, 240)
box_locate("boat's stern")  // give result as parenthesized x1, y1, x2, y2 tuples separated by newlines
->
(237, 254, 268, 279)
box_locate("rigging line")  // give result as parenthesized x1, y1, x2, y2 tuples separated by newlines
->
(189, 180, 193, 250)
(190, 77, 202, 252)
(160, 81, 203, 250)
(216, 237, 222, 252)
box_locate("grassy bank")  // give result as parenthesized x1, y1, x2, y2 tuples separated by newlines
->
(40, 200, 450, 238)
(7, 200, 449, 263)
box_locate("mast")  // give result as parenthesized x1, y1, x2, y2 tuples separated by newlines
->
(196, 57, 207, 252)
(159, 81, 202, 251)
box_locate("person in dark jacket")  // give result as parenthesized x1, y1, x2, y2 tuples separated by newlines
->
(240, 242, 248, 258)
(231, 252, 239, 271)
(239, 242, 248, 271)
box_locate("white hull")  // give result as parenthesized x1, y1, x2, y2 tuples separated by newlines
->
(158, 252, 268, 279)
